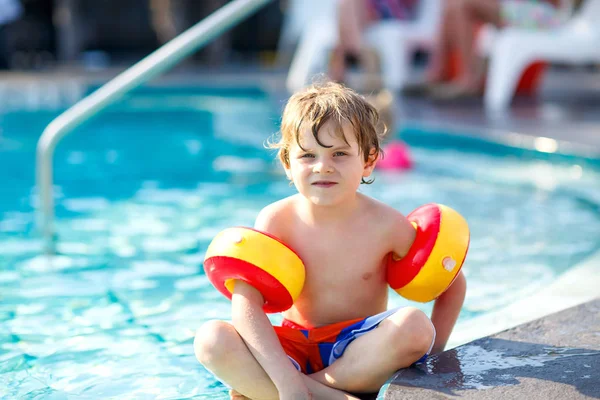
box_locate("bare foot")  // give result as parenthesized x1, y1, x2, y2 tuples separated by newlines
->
(229, 389, 250, 400)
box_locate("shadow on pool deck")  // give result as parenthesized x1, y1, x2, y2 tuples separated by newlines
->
(379, 298, 600, 399)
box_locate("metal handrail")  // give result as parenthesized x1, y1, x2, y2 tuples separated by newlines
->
(36, 0, 273, 254)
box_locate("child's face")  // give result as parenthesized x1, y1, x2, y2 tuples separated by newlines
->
(285, 120, 376, 207)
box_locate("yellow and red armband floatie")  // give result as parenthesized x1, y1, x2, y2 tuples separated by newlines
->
(203, 227, 305, 313)
(387, 204, 470, 303)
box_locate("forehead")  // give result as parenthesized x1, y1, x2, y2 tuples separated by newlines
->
(293, 119, 357, 149)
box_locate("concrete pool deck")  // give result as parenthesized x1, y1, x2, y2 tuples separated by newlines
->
(449, 247, 600, 349)
(378, 297, 600, 399)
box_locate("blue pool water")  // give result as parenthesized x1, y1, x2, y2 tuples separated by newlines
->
(1, 86, 600, 398)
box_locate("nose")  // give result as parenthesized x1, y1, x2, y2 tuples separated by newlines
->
(313, 159, 334, 174)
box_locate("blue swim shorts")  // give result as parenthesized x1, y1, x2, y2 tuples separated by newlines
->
(274, 307, 436, 374)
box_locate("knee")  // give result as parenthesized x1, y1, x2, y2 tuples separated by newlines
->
(388, 307, 435, 359)
(193, 320, 237, 367)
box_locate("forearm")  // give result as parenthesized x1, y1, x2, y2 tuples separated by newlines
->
(302, 376, 362, 400)
(430, 271, 466, 354)
(231, 282, 302, 389)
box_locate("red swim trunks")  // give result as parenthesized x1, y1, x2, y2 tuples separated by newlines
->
(274, 307, 433, 374)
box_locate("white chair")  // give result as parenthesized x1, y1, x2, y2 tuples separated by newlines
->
(286, 0, 442, 93)
(277, 0, 339, 64)
(484, 0, 600, 111)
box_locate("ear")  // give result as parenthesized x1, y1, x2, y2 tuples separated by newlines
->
(284, 165, 293, 181)
(363, 148, 378, 177)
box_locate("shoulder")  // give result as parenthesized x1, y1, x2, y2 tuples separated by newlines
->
(254, 195, 298, 237)
(358, 193, 404, 223)
(359, 194, 416, 257)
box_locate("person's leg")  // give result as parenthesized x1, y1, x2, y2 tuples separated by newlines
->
(330, 0, 373, 82)
(339, 0, 373, 55)
(194, 320, 279, 399)
(402, 0, 461, 95)
(446, 0, 478, 88)
(452, 0, 502, 88)
(464, 0, 504, 27)
(194, 320, 360, 400)
(426, 0, 503, 99)
(308, 307, 435, 394)
(423, 0, 461, 84)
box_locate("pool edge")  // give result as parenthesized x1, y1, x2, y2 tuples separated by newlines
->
(378, 298, 599, 399)
(449, 246, 600, 349)
(374, 249, 600, 399)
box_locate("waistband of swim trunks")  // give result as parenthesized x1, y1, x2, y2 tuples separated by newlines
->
(281, 318, 309, 330)
(281, 317, 365, 331)
(278, 317, 370, 343)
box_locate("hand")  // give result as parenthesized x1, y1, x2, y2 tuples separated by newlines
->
(279, 388, 312, 400)
(277, 376, 312, 400)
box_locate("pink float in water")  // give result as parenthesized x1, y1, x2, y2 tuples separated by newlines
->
(378, 141, 413, 170)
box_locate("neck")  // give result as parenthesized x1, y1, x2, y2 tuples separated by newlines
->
(297, 193, 361, 226)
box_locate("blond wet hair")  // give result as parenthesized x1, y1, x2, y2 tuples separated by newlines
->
(270, 81, 386, 183)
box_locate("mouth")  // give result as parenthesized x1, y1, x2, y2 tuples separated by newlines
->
(312, 181, 338, 188)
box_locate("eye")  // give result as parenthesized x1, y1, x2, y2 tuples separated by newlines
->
(300, 153, 315, 159)
(333, 151, 347, 157)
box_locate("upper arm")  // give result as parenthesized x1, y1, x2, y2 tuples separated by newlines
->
(387, 208, 417, 258)
(448, 269, 467, 295)
(228, 204, 286, 313)
(232, 279, 265, 307)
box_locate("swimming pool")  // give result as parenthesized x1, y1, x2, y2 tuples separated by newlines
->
(1, 86, 599, 398)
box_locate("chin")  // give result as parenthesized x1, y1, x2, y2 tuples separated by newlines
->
(307, 195, 343, 207)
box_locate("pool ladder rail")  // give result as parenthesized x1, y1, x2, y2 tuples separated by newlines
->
(35, 0, 274, 254)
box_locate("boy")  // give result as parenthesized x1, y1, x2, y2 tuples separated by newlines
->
(194, 82, 466, 400)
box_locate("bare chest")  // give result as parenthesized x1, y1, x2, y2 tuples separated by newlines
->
(291, 229, 388, 283)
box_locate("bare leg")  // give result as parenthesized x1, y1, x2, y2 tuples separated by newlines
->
(425, 0, 457, 83)
(309, 307, 435, 394)
(424, 0, 503, 85)
(330, 0, 373, 82)
(448, 0, 478, 87)
(404, 0, 460, 94)
(194, 320, 361, 400)
(425, 0, 504, 100)
(443, 0, 503, 89)
(338, 0, 373, 54)
(149, 0, 187, 44)
(465, 0, 504, 27)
